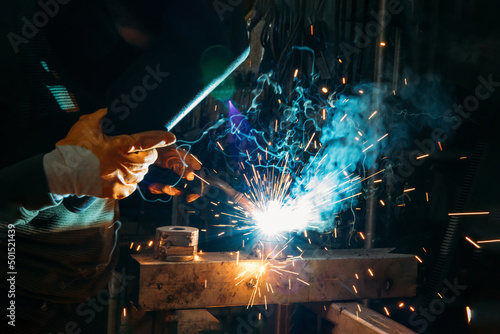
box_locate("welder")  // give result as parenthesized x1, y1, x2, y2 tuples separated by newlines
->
(0, 0, 250, 333)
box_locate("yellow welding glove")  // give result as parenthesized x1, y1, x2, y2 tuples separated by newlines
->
(148, 146, 202, 202)
(43, 108, 176, 199)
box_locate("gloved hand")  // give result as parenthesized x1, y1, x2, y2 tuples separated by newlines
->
(148, 146, 202, 202)
(43, 108, 175, 199)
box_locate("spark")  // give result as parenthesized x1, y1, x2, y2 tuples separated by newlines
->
(148, 241, 153, 247)
(448, 212, 489, 216)
(297, 278, 310, 286)
(136, 245, 141, 251)
(368, 269, 374, 276)
(374, 179, 382, 183)
(342, 77, 346, 84)
(416, 154, 429, 160)
(310, 25, 313, 35)
(357, 304, 362, 312)
(477, 239, 500, 244)
(399, 302, 404, 308)
(362, 144, 373, 153)
(322, 87, 329, 93)
(415, 255, 423, 263)
(426, 192, 429, 202)
(236, 251, 240, 265)
(460, 156, 467, 160)
(130, 242, 134, 249)
(465, 237, 481, 249)
(304, 133, 316, 152)
(216, 141, 224, 151)
(359, 232, 365, 240)
(403, 188, 415, 193)
(380, 42, 386, 46)
(193, 173, 210, 185)
(368, 110, 377, 119)
(380, 200, 385, 206)
(352, 285, 358, 293)
(340, 114, 347, 122)
(466, 306, 471, 324)
(410, 307, 415, 312)
(123, 308, 127, 317)
(377, 133, 388, 141)
(294, 69, 298, 78)
(384, 307, 390, 316)
(438, 141, 443, 151)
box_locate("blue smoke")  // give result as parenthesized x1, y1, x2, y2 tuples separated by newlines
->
(204, 70, 456, 231)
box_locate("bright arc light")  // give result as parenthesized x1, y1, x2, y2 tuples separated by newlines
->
(253, 200, 311, 234)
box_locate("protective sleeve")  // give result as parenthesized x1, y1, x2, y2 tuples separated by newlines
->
(0, 154, 62, 225)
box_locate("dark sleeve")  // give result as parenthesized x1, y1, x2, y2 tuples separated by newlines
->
(0, 153, 61, 224)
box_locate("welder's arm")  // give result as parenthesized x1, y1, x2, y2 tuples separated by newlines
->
(0, 109, 175, 224)
(43, 108, 175, 199)
(0, 154, 62, 224)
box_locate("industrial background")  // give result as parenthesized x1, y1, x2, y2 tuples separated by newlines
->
(2, 0, 500, 333)
(117, 0, 500, 333)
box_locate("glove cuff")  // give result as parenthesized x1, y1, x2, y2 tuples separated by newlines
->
(43, 145, 101, 197)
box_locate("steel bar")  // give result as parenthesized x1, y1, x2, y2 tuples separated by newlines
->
(132, 248, 416, 311)
(303, 302, 417, 334)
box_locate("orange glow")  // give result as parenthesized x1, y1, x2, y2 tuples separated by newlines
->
(449, 212, 489, 216)
(465, 237, 481, 249)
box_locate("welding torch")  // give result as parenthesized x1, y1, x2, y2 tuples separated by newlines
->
(197, 170, 256, 214)
(143, 165, 256, 214)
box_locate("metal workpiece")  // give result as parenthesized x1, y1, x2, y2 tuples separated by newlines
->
(304, 302, 418, 334)
(154, 226, 199, 262)
(132, 248, 417, 311)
